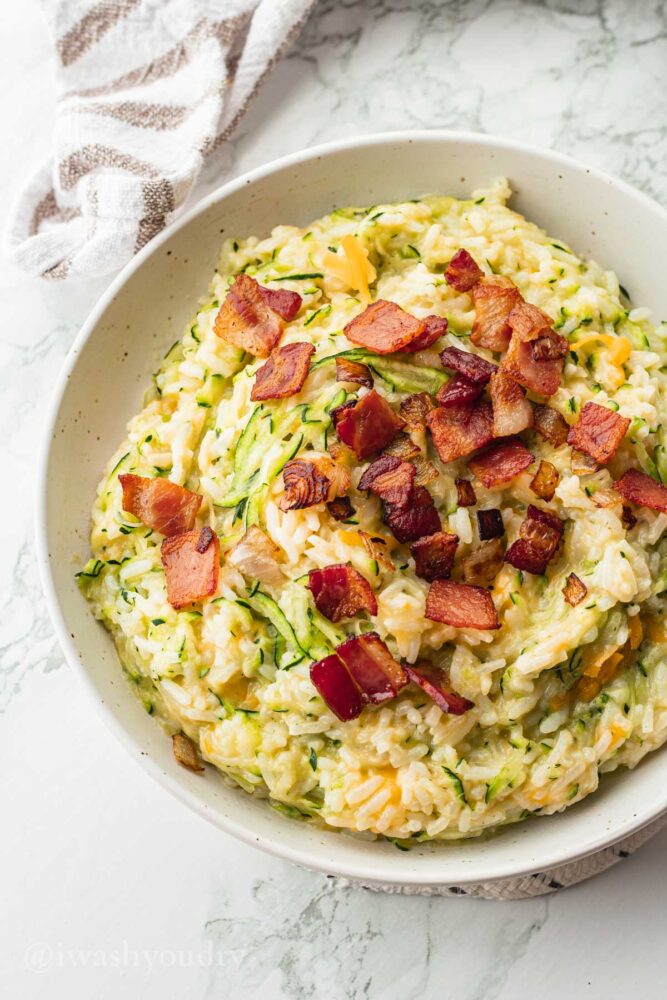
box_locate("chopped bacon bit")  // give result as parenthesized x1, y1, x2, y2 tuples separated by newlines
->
(530, 460, 560, 502)
(403, 315, 449, 353)
(410, 531, 459, 581)
(258, 285, 302, 321)
(359, 530, 394, 572)
(343, 299, 426, 354)
(468, 438, 534, 488)
(489, 370, 533, 437)
(310, 653, 365, 721)
(280, 454, 350, 511)
(161, 527, 219, 609)
(567, 401, 630, 465)
(571, 450, 599, 476)
(615, 468, 667, 514)
(563, 572, 587, 607)
(327, 496, 356, 521)
(330, 399, 355, 426)
(425, 579, 500, 630)
(533, 404, 569, 447)
(336, 632, 407, 704)
(335, 390, 405, 459)
(308, 564, 377, 622)
(404, 662, 473, 715)
(427, 400, 494, 464)
(119, 474, 202, 537)
(171, 733, 204, 773)
(471, 276, 522, 352)
(507, 299, 554, 341)
(399, 392, 435, 428)
(335, 356, 373, 388)
(435, 373, 483, 409)
(227, 525, 283, 587)
(502, 300, 567, 397)
(456, 478, 477, 507)
(622, 504, 637, 529)
(358, 454, 415, 504)
(384, 432, 421, 460)
(384, 486, 441, 544)
(458, 537, 506, 587)
(414, 456, 439, 487)
(477, 509, 504, 540)
(440, 345, 497, 384)
(505, 504, 564, 575)
(214, 274, 283, 357)
(445, 249, 483, 292)
(251, 342, 314, 401)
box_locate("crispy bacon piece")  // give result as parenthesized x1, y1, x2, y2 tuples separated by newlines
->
(445, 249, 483, 292)
(458, 537, 505, 587)
(280, 454, 350, 511)
(615, 468, 667, 514)
(471, 276, 522, 352)
(439, 345, 496, 384)
(251, 342, 314, 401)
(384, 486, 441, 543)
(501, 301, 567, 397)
(435, 373, 483, 409)
(327, 496, 356, 521)
(410, 531, 459, 581)
(425, 579, 500, 630)
(427, 400, 494, 464)
(563, 572, 587, 607)
(477, 509, 504, 540)
(336, 632, 407, 703)
(358, 454, 415, 504)
(308, 564, 377, 622)
(335, 390, 405, 459)
(402, 315, 448, 353)
(226, 525, 283, 587)
(335, 356, 374, 388)
(567, 401, 630, 465)
(171, 733, 204, 773)
(530, 460, 560, 502)
(399, 392, 435, 428)
(533, 404, 569, 447)
(258, 285, 302, 321)
(310, 653, 365, 721)
(343, 300, 426, 354)
(505, 504, 564, 575)
(214, 274, 283, 358)
(456, 478, 477, 507)
(384, 432, 421, 461)
(468, 438, 534, 488)
(489, 370, 533, 436)
(161, 527, 219, 609)
(404, 662, 473, 715)
(119, 474, 202, 537)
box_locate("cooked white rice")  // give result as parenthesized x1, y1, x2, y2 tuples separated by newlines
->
(79, 179, 667, 843)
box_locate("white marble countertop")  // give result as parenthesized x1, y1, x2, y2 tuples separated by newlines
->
(3, 1, 667, 997)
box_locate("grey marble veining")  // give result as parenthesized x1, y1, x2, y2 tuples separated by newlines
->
(2, 1, 667, 998)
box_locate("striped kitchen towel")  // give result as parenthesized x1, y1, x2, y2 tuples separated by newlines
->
(5, 0, 316, 280)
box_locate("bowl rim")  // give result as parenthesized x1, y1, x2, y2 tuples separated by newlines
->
(35, 129, 667, 886)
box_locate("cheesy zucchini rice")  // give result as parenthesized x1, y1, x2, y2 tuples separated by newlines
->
(79, 179, 667, 842)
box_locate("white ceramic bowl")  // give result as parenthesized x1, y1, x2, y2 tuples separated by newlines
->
(37, 131, 667, 890)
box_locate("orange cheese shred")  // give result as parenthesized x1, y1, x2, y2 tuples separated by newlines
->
(323, 235, 377, 304)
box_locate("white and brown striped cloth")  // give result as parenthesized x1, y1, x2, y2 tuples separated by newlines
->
(5, 0, 316, 280)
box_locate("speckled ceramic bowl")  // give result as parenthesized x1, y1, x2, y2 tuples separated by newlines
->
(37, 131, 667, 890)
